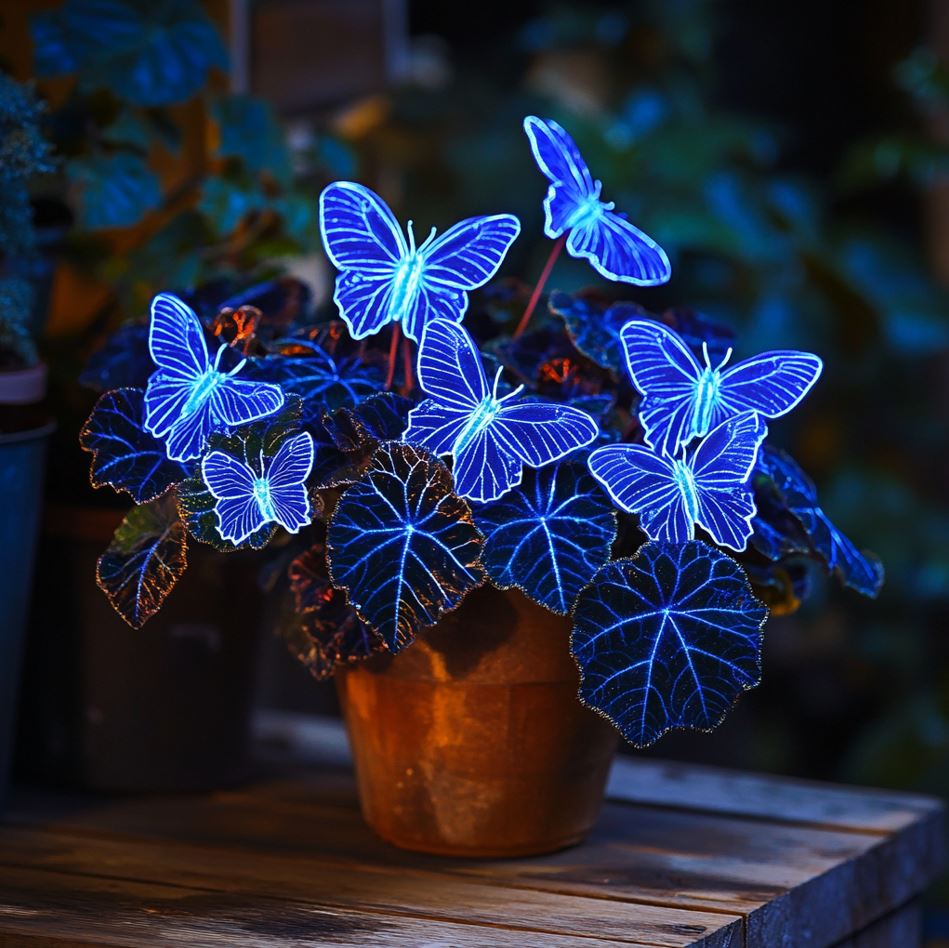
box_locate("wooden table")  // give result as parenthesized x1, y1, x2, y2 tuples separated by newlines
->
(0, 715, 943, 947)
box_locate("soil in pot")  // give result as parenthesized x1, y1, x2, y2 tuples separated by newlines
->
(336, 585, 619, 858)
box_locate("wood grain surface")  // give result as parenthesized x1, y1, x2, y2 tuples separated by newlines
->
(0, 714, 942, 947)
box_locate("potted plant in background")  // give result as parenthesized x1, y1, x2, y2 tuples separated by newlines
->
(79, 113, 883, 854)
(13, 0, 341, 793)
(0, 74, 56, 811)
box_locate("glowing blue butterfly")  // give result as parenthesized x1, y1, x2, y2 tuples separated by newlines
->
(202, 431, 315, 545)
(319, 181, 521, 343)
(143, 294, 285, 462)
(523, 115, 671, 285)
(621, 319, 823, 457)
(404, 319, 598, 503)
(588, 410, 767, 551)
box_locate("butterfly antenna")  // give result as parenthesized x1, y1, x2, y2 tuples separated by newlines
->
(227, 355, 248, 376)
(406, 220, 416, 254)
(716, 346, 734, 371)
(491, 365, 504, 399)
(417, 226, 438, 252)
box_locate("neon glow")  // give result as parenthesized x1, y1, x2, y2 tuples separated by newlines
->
(588, 410, 768, 551)
(319, 181, 521, 342)
(143, 293, 285, 462)
(202, 430, 314, 545)
(620, 318, 823, 456)
(523, 116, 672, 286)
(403, 319, 598, 502)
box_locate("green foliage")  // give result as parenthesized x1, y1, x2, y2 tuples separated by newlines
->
(67, 153, 162, 230)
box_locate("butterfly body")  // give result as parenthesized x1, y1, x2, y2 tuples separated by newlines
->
(621, 319, 822, 456)
(404, 320, 597, 502)
(588, 410, 767, 551)
(144, 294, 285, 462)
(523, 116, 671, 286)
(202, 431, 314, 545)
(320, 182, 520, 342)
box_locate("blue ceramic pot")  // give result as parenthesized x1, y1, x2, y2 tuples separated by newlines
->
(0, 421, 53, 810)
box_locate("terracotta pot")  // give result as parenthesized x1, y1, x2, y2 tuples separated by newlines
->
(336, 586, 618, 857)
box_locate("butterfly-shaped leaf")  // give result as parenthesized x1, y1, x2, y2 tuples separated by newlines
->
(144, 293, 285, 462)
(253, 339, 384, 423)
(571, 540, 768, 747)
(177, 398, 311, 551)
(755, 446, 884, 597)
(589, 410, 768, 552)
(79, 321, 152, 391)
(320, 181, 521, 342)
(473, 461, 617, 614)
(80, 388, 191, 503)
(282, 546, 384, 679)
(523, 116, 671, 285)
(96, 496, 188, 629)
(404, 319, 598, 503)
(621, 319, 822, 456)
(327, 442, 485, 652)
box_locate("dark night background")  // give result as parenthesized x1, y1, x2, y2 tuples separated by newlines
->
(2, 0, 948, 938)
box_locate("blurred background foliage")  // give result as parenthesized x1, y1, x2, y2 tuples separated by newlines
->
(3, 0, 947, 899)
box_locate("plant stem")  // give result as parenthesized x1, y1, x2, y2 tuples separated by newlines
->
(513, 234, 567, 339)
(385, 323, 401, 391)
(401, 335, 415, 395)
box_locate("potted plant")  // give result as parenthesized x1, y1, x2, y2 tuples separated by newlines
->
(0, 75, 56, 810)
(80, 115, 882, 854)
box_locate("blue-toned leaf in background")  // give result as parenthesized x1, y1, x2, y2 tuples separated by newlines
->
(80, 387, 190, 503)
(68, 153, 162, 230)
(551, 290, 735, 374)
(253, 340, 384, 423)
(96, 495, 188, 628)
(473, 460, 616, 614)
(323, 393, 414, 455)
(283, 545, 384, 679)
(756, 446, 884, 597)
(79, 321, 152, 391)
(571, 540, 768, 747)
(212, 95, 292, 185)
(32, 0, 228, 106)
(327, 442, 486, 652)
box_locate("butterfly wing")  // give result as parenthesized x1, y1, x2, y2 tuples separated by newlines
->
(492, 401, 598, 467)
(587, 444, 692, 543)
(620, 320, 702, 455)
(403, 400, 473, 457)
(144, 294, 212, 443)
(715, 351, 823, 425)
(523, 115, 596, 237)
(265, 432, 315, 534)
(415, 319, 489, 410)
(689, 411, 768, 552)
(210, 376, 286, 428)
(202, 450, 265, 545)
(400, 214, 521, 342)
(567, 209, 672, 286)
(148, 293, 210, 379)
(319, 182, 407, 339)
(451, 425, 525, 503)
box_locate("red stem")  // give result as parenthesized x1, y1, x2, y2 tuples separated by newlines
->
(513, 234, 567, 339)
(401, 335, 415, 395)
(384, 323, 401, 391)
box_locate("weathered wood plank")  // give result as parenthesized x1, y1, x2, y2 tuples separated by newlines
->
(0, 865, 640, 948)
(607, 757, 943, 835)
(6, 780, 932, 947)
(830, 900, 921, 947)
(0, 826, 742, 948)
